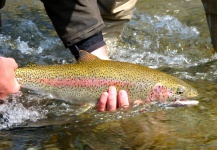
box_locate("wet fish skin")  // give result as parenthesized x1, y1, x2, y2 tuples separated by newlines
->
(15, 51, 198, 107)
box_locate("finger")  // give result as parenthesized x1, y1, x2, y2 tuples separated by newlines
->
(0, 57, 18, 70)
(107, 86, 117, 111)
(97, 92, 108, 112)
(118, 90, 129, 109)
(10, 79, 21, 94)
(8, 58, 18, 69)
(0, 80, 20, 100)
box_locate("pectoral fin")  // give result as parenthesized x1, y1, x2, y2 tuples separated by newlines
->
(73, 104, 93, 115)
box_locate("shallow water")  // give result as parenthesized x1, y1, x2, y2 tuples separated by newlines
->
(0, 0, 217, 149)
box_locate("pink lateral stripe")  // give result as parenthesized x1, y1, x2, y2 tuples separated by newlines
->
(39, 77, 135, 88)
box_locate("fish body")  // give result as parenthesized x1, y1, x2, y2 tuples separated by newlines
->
(15, 51, 198, 107)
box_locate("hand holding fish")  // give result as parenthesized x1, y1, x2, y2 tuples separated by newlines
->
(97, 86, 129, 112)
(0, 57, 20, 99)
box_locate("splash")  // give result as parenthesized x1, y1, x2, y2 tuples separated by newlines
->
(110, 12, 213, 69)
(0, 18, 74, 66)
(0, 95, 47, 130)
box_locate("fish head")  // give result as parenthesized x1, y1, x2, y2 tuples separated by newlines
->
(175, 84, 198, 99)
(147, 80, 198, 105)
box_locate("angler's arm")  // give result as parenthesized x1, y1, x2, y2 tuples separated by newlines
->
(41, 0, 106, 60)
(40, 0, 137, 60)
(0, 57, 20, 99)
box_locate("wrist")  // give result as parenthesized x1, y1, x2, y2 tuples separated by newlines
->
(69, 31, 106, 60)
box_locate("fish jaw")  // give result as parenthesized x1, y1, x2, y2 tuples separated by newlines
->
(173, 100, 199, 106)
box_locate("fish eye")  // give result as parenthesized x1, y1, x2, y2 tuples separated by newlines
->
(176, 87, 185, 95)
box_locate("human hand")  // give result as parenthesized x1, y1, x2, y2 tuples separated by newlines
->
(96, 86, 129, 112)
(0, 57, 20, 99)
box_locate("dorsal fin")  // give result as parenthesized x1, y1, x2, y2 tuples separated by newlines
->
(77, 50, 100, 62)
(25, 62, 38, 67)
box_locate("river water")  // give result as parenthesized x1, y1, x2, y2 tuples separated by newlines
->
(0, 0, 217, 149)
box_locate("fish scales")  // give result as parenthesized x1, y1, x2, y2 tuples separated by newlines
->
(15, 51, 198, 107)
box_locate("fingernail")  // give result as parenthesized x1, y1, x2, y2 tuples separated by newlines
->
(122, 105, 129, 109)
(109, 86, 116, 93)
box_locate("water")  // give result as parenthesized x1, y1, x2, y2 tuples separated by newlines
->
(0, 0, 216, 149)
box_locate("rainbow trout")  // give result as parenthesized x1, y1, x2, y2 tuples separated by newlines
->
(15, 51, 198, 110)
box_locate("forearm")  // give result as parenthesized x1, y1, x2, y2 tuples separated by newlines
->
(41, 0, 105, 48)
(40, 0, 137, 59)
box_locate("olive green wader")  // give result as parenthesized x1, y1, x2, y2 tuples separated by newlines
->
(99, 0, 217, 51)
(98, 0, 137, 40)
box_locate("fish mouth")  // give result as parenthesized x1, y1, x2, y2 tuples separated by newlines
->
(151, 98, 199, 108)
(175, 100, 199, 105)
(171, 99, 199, 107)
